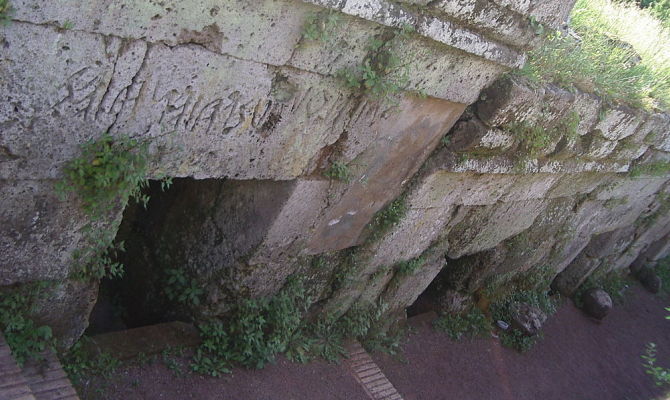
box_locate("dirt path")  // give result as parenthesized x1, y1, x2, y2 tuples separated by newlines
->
(81, 285, 670, 400)
(374, 285, 670, 400)
(79, 354, 369, 400)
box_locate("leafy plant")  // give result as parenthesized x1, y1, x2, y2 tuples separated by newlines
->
(306, 301, 402, 358)
(56, 133, 169, 280)
(0, 282, 55, 366)
(302, 11, 340, 42)
(324, 161, 351, 183)
(301, 315, 347, 363)
(433, 308, 489, 341)
(164, 268, 204, 307)
(643, 342, 670, 386)
(191, 275, 311, 375)
(56, 133, 150, 218)
(0, 0, 13, 25)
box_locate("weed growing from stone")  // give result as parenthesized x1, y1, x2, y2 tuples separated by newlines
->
(324, 161, 352, 183)
(367, 195, 407, 242)
(190, 274, 406, 376)
(0, 282, 55, 366)
(56, 133, 171, 280)
(302, 11, 340, 42)
(337, 26, 415, 102)
(433, 308, 489, 341)
(395, 256, 425, 276)
(0, 0, 13, 25)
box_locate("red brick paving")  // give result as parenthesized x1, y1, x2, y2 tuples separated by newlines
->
(345, 341, 404, 400)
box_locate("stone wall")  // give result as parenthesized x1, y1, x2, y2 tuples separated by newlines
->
(1, 0, 667, 345)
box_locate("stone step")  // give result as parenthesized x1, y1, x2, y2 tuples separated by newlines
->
(83, 321, 200, 361)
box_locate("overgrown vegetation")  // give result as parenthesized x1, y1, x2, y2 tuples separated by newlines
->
(0, 0, 12, 25)
(56, 133, 170, 281)
(517, 0, 670, 110)
(190, 275, 404, 377)
(337, 25, 415, 102)
(0, 282, 54, 366)
(433, 308, 489, 341)
(191, 275, 310, 375)
(324, 161, 352, 183)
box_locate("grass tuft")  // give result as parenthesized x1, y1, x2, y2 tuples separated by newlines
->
(518, 0, 670, 110)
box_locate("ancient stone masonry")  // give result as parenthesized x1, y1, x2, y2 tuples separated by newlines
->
(0, 0, 668, 346)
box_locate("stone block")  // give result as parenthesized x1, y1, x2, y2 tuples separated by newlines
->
(594, 105, 643, 141)
(447, 199, 547, 258)
(305, 96, 465, 254)
(552, 251, 601, 296)
(380, 252, 447, 313)
(14, 0, 307, 66)
(33, 280, 99, 348)
(476, 77, 544, 127)
(430, 0, 536, 48)
(0, 180, 89, 285)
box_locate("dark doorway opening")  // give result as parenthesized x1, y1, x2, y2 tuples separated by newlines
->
(86, 179, 194, 335)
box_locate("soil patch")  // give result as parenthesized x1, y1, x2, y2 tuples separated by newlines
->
(375, 285, 670, 400)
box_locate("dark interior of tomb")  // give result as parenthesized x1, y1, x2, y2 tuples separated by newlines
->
(86, 179, 196, 335)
